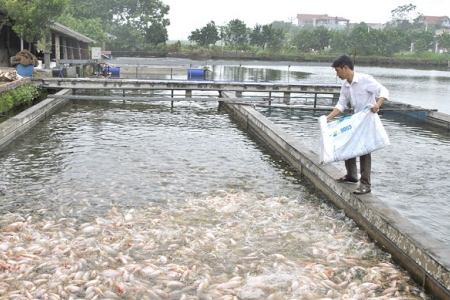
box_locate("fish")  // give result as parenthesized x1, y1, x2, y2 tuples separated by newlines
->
(0, 201, 429, 300)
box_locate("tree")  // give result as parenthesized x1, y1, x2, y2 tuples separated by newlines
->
(291, 26, 330, 53)
(0, 0, 68, 42)
(376, 28, 409, 55)
(313, 26, 331, 52)
(109, 0, 170, 48)
(61, 0, 170, 51)
(271, 20, 299, 40)
(57, 14, 107, 46)
(188, 21, 220, 47)
(223, 19, 249, 48)
(291, 27, 317, 52)
(108, 23, 146, 52)
(409, 29, 435, 53)
(348, 23, 377, 55)
(249, 24, 286, 50)
(329, 29, 350, 53)
(265, 26, 286, 51)
(167, 41, 181, 53)
(63, 0, 112, 22)
(439, 33, 450, 53)
(249, 24, 265, 48)
(386, 4, 421, 31)
(145, 22, 168, 46)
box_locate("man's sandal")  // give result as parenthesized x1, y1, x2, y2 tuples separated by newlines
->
(336, 175, 358, 183)
(353, 186, 371, 195)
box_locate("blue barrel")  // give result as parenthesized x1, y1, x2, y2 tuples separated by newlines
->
(103, 66, 120, 78)
(187, 68, 206, 80)
(15, 64, 34, 77)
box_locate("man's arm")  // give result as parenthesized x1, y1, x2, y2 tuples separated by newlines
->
(371, 97, 386, 113)
(326, 108, 341, 121)
(367, 75, 389, 113)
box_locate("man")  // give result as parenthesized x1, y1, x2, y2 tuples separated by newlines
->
(326, 54, 389, 195)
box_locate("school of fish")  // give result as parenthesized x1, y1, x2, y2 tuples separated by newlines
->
(0, 191, 429, 299)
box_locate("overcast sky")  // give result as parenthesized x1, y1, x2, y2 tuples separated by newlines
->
(162, 0, 448, 40)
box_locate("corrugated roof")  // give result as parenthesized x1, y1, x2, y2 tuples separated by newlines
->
(49, 22, 96, 44)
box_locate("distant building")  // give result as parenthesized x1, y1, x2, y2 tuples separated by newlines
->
(365, 23, 385, 30)
(435, 27, 450, 36)
(417, 16, 450, 53)
(417, 15, 450, 29)
(0, 13, 96, 68)
(296, 14, 349, 30)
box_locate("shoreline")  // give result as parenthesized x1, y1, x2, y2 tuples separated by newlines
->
(166, 53, 450, 69)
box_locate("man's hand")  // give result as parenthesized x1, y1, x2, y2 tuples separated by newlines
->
(327, 108, 341, 121)
(370, 105, 379, 113)
(372, 97, 386, 113)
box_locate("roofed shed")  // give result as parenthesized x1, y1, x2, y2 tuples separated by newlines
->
(48, 22, 96, 68)
(0, 14, 96, 68)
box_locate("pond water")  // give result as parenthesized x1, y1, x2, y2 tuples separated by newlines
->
(259, 106, 450, 248)
(208, 62, 450, 115)
(0, 100, 433, 299)
(126, 59, 450, 114)
(188, 60, 450, 248)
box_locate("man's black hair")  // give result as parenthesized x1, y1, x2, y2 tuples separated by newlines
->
(331, 55, 354, 70)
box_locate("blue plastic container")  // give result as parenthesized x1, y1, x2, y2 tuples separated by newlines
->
(103, 66, 120, 78)
(15, 64, 34, 77)
(187, 68, 206, 80)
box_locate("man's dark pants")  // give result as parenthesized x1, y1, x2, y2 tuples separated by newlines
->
(345, 153, 371, 187)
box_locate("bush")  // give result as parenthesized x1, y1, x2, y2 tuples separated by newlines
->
(0, 84, 41, 115)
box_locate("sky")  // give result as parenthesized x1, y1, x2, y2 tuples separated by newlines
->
(162, 0, 449, 41)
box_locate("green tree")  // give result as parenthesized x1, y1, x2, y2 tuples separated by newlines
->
(271, 20, 299, 40)
(188, 21, 220, 47)
(0, 0, 68, 42)
(329, 29, 350, 53)
(116, 0, 169, 38)
(439, 33, 450, 53)
(249, 24, 285, 50)
(291, 27, 316, 52)
(57, 14, 107, 46)
(167, 41, 181, 53)
(107, 23, 144, 52)
(61, 0, 170, 51)
(63, 0, 112, 22)
(145, 22, 168, 46)
(291, 26, 329, 53)
(313, 26, 331, 52)
(265, 26, 286, 51)
(376, 28, 409, 55)
(348, 23, 377, 56)
(409, 29, 435, 53)
(224, 19, 249, 48)
(249, 24, 265, 48)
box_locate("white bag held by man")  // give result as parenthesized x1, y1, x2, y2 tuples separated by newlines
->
(319, 105, 390, 164)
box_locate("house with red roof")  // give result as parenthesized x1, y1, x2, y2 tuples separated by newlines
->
(417, 15, 450, 36)
(417, 15, 450, 28)
(417, 16, 450, 53)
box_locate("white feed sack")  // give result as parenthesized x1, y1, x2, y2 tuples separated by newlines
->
(319, 105, 390, 164)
